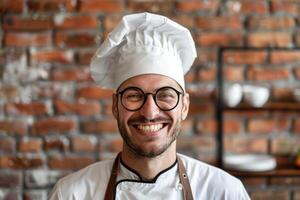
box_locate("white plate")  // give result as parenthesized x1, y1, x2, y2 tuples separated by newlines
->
(223, 154, 277, 172)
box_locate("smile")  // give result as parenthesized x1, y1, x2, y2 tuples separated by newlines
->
(136, 124, 164, 132)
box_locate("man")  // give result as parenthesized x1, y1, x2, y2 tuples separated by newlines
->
(49, 12, 250, 200)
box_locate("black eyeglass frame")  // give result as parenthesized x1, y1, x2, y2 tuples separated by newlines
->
(116, 86, 183, 111)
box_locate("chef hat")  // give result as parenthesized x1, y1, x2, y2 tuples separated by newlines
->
(90, 12, 197, 90)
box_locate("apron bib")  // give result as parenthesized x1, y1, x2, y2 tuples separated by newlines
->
(104, 153, 194, 200)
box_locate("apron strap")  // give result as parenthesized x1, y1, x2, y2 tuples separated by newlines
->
(104, 153, 194, 200)
(177, 155, 194, 200)
(104, 153, 121, 200)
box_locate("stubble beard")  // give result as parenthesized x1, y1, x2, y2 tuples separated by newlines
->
(117, 118, 182, 158)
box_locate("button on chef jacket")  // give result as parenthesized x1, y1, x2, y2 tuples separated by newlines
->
(49, 154, 250, 200)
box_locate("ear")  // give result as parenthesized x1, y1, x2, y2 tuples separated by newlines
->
(181, 93, 189, 120)
(112, 93, 118, 119)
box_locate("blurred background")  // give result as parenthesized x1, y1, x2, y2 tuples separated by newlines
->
(0, 0, 300, 199)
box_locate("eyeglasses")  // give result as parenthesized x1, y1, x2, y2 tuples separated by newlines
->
(117, 86, 183, 111)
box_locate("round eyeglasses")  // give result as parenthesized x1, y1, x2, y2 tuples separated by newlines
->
(117, 86, 183, 111)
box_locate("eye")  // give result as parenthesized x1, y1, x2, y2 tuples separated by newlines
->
(156, 89, 177, 101)
(123, 90, 144, 102)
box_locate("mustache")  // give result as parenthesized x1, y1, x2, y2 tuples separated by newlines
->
(128, 116, 172, 124)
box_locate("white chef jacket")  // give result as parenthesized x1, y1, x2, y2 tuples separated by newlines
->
(49, 154, 250, 200)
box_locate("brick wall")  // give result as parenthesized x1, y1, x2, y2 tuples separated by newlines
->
(0, 0, 300, 199)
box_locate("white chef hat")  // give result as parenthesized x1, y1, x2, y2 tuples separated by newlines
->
(90, 12, 197, 91)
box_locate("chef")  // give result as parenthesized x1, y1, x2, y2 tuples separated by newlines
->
(49, 12, 250, 200)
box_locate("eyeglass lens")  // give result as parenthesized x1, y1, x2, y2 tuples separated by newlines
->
(120, 87, 181, 111)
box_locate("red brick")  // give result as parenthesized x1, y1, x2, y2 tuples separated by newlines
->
(127, 0, 173, 13)
(246, 32, 292, 47)
(0, 120, 28, 135)
(30, 49, 74, 64)
(31, 118, 76, 135)
(188, 102, 214, 116)
(197, 49, 217, 66)
(44, 136, 69, 151)
(197, 67, 216, 82)
(175, 0, 219, 12)
(0, 171, 22, 187)
(196, 118, 241, 135)
(172, 14, 195, 28)
(72, 135, 97, 152)
(79, 0, 124, 12)
(224, 137, 268, 154)
(0, 138, 15, 153)
(3, 15, 52, 30)
(76, 86, 113, 100)
(271, 138, 299, 155)
(104, 102, 113, 117)
(51, 67, 91, 82)
(19, 138, 43, 153)
(196, 32, 243, 47)
(0, 0, 23, 13)
(270, 50, 300, 64)
(54, 14, 98, 29)
(4, 32, 51, 47)
(271, 0, 299, 15)
(81, 119, 118, 133)
(77, 51, 94, 65)
(99, 138, 123, 152)
(250, 190, 289, 200)
(224, 66, 244, 81)
(54, 31, 95, 48)
(294, 119, 300, 134)
(5, 102, 48, 116)
(26, 0, 77, 12)
(225, 1, 268, 15)
(54, 99, 101, 116)
(177, 137, 215, 153)
(223, 50, 268, 65)
(0, 155, 43, 169)
(48, 155, 94, 170)
(196, 16, 242, 31)
(247, 16, 296, 30)
(272, 87, 294, 102)
(31, 83, 74, 99)
(295, 67, 300, 79)
(247, 66, 290, 81)
(248, 118, 289, 134)
(187, 86, 215, 100)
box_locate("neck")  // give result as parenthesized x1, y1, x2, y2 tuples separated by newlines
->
(121, 143, 177, 181)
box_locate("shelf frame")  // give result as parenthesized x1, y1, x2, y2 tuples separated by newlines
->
(216, 47, 300, 169)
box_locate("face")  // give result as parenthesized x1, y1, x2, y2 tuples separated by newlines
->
(112, 74, 189, 158)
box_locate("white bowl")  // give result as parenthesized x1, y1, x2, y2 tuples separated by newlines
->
(243, 85, 270, 107)
(224, 84, 243, 107)
(223, 154, 277, 172)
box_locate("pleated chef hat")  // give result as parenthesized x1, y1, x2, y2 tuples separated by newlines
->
(90, 12, 197, 90)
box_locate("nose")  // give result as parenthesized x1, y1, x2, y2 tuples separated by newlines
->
(139, 94, 160, 119)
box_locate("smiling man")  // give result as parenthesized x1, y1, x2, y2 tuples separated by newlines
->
(49, 12, 250, 200)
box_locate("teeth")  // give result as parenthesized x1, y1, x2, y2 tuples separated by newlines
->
(137, 124, 163, 132)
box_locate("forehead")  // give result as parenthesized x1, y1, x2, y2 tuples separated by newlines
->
(117, 74, 182, 92)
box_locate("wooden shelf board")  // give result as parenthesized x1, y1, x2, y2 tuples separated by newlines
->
(226, 167, 300, 178)
(224, 102, 300, 111)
